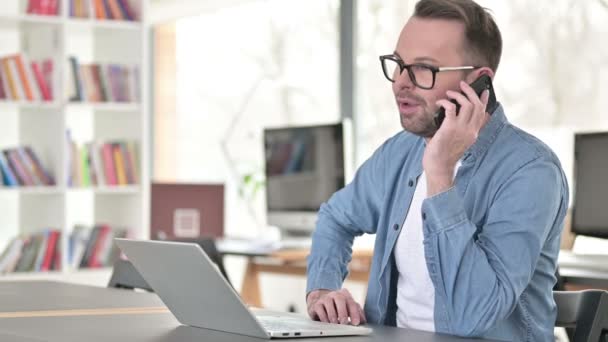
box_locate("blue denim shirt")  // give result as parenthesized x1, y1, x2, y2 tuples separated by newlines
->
(306, 105, 569, 341)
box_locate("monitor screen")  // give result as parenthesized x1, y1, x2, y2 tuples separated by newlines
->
(264, 123, 345, 213)
(572, 133, 608, 238)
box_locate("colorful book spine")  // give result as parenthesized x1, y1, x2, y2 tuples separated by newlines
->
(0, 152, 19, 186)
(112, 143, 128, 185)
(102, 144, 117, 185)
(42, 59, 53, 100)
(5, 150, 32, 185)
(116, 0, 135, 21)
(107, 0, 124, 20)
(1, 58, 19, 100)
(68, 57, 83, 101)
(31, 61, 52, 101)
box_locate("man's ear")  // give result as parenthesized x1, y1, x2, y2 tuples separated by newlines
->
(466, 67, 494, 83)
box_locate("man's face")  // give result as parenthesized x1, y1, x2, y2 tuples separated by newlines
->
(392, 17, 471, 137)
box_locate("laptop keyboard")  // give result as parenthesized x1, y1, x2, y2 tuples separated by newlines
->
(257, 315, 357, 332)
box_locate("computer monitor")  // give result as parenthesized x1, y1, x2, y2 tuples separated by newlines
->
(264, 121, 353, 237)
(572, 132, 608, 239)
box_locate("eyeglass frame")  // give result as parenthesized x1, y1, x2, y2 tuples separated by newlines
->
(379, 54, 481, 90)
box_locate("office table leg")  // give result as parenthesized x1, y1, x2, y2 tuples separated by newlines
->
(241, 258, 262, 307)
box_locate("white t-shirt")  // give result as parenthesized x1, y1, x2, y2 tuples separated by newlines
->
(395, 163, 460, 332)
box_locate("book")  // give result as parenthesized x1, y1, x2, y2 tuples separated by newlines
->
(24, 146, 55, 185)
(0, 152, 19, 186)
(5, 150, 34, 186)
(107, 0, 125, 20)
(80, 144, 91, 186)
(125, 141, 139, 184)
(0, 238, 24, 273)
(16, 147, 42, 185)
(112, 143, 128, 185)
(32, 230, 49, 271)
(116, 0, 135, 21)
(40, 230, 60, 271)
(0, 69, 6, 99)
(12, 54, 36, 101)
(102, 143, 117, 185)
(68, 57, 84, 101)
(101, 0, 113, 20)
(88, 225, 111, 267)
(90, 141, 106, 186)
(31, 61, 52, 101)
(42, 59, 54, 100)
(69, 225, 91, 268)
(1, 58, 18, 100)
(7, 58, 25, 101)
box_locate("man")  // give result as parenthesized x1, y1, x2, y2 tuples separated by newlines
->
(305, 0, 569, 341)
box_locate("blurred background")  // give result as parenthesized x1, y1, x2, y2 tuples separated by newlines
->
(1, 0, 607, 322)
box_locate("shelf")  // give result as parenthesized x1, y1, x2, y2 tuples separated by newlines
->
(0, 100, 61, 110)
(66, 18, 142, 31)
(67, 186, 141, 194)
(67, 102, 140, 112)
(0, 14, 62, 26)
(0, 186, 63, 195)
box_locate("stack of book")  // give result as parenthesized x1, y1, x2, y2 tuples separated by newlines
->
(0, 146, 55, 187)
(0, 229, 62, 274)
(26, 0, 60, 16)
(69, 224, 131, 269)
(67, 56, 140, 104)
(66, 132, 139, 187)
(0, 53, 54, 103)
(70, 0, 138, 21)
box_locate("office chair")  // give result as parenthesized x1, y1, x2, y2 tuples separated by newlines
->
(554, 290, 608, 342)
(108, 259, 154, 291)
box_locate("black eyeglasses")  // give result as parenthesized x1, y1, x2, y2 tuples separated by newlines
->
(379, 54, 480, 89)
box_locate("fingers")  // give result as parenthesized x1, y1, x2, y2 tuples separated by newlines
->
(334, 292, 349, 324)
(435, 99, 458, 128)
(358, 303, 367, 324)
(307, 289, 366, 326)
(445, 89, 473, 124)
(346, 297, 363, 325)
(311, 300, 329, 322)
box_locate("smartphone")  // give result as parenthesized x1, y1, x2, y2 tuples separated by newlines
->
(434, 74, 497, 129)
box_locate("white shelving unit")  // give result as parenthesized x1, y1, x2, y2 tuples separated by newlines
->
(0, 0, 149, 286)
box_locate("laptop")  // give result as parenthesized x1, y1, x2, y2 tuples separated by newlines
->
(114, 238, 372, 339)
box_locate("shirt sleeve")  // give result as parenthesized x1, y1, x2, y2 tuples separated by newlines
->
(306, 139, 389, 294)
(421, 157, 567, 337)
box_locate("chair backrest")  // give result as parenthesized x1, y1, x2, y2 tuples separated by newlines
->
(108, 259, 154, 291)
(554, 290, 608, 342)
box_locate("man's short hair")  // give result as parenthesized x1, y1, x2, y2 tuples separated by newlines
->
(414, 0, 502, 72)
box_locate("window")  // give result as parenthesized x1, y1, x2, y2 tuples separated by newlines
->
(154, 0, 339, 232)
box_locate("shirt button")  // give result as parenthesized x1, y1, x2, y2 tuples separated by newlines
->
(408, 179, 414, 187)
(393, 224, 399, 231)
(422, 213, 427, 220)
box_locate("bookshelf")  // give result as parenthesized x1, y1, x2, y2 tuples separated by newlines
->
(0, 0, 149, 285)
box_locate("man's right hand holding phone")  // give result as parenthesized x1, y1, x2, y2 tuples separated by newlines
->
(306, 288, 367, 326)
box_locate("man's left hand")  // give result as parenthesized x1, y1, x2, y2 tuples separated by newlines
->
(423, 80, 490, 197)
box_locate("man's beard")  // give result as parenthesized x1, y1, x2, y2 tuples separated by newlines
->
(397, 97, 438, 138)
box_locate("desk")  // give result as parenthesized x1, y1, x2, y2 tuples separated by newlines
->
(218, 241, 373, 307)
(558, 251, 608, 289)
(0, 281, 500, 342)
